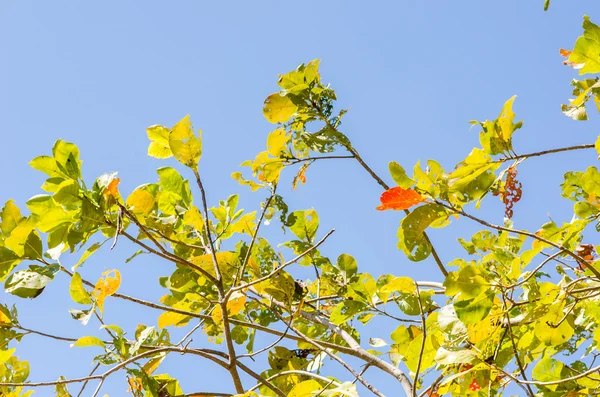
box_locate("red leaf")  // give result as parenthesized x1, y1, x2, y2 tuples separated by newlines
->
(468, 379, 481, 391)
(376, 187, 426, 211)
(104, 178, 121, 197)
(559, 48, 572, 58)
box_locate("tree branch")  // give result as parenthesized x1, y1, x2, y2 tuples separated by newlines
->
(192, 168, 244, 394)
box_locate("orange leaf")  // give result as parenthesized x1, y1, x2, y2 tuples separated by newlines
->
(559, 48, 572, 58)
(468, 379, 481, 391)
(104, 178, 121, 197)
(376, 187, 426, 211)
(92, 269, 121, 312)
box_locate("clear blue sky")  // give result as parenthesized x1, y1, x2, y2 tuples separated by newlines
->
(2, 1, 600, 396)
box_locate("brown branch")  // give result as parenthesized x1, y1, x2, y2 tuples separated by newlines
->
(229, 229, 335, 294)
(0, 346, 227, 388)
(412, 283, 427, 397)
(247, 370, 342, 393)
(502, 294, 535, 397)
(434, 200, 600, 280)
(234, 194, 274, 287)
(249, 288, 413, 395)
(193, 168, 244, 394)
(262, 299, 387, 397)
(309, 101, 448, 278)
(496, 143, 595, 163)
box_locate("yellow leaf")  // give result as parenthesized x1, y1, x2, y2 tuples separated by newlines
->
(211, 292, 247, 325)
(535, 305, 574, 346)
(0, 348, 15, 365)
(70, 336, 106, 348)
(231, 212, 256, 236)
(263, 93, 298, 123)
(0, 310, 11, 325)
(227, 291, 246, 316)
(266, 128, 290, 156)
(189, 252, 240, 277)
(142, 352, 166, 375)
(126, 188, 156, 216)
(158, 311, 188, 329)
(211, 304, 224, 325)
(183, 206, 204, 232)
(169, 115, 202, 168)
(288, 380, 322, 397)
(250, 151, 284, 183)
(147, 124, 173, 159)
(92, 269, 121, 313)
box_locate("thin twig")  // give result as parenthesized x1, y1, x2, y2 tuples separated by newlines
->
(434, 200, 600, 280)
(496, 143, 594, 163)
(230, 229, 335, 294)
(193, 168, 244, 394)
(412, 283, 427, 397)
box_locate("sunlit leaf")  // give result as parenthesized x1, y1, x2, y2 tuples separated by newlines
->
(376, 186, 426, 211)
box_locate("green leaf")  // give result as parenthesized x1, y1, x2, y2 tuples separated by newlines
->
(336, 253, 358, 284)
(5, 220, 35, 257)
(389, 162, 414, 188)
(69, 272, 92, 304)
(55, 376, 72, 397)
(1, 199, 23, 235)
(474, 96, 522, 156)
(443, 264, 489, 299)
(5, 264, 60, 298)
(568, 16, 600, 75)
(23, 230, 43, 260)
(397, 203, 448, 261)
(169, 115, 202, 168)
(0, 246, 20, 281)
(581, 166, 600, 196)
(288, 209, 319, 242)
(453, 291, 494, 324)
(330, 300, 367, 325)
(53, 180, 81, 205)
(29, 156, 68, 179)
(72, 240, 108, 270)
(532, 357, 564, 391)
(263, 92, 298, 123)
(52, 140, 82, 180)
(26, 195, 58, 216)
(37, 207, 77, 233)
(70, 335, 106, 349)
(596, 135, 600, 159)
(147, 124, 173, 159)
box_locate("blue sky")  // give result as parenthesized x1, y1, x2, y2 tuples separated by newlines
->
(2, 1, 600, 396)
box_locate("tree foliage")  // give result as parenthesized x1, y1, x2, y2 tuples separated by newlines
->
(3, 8, 600, 397)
